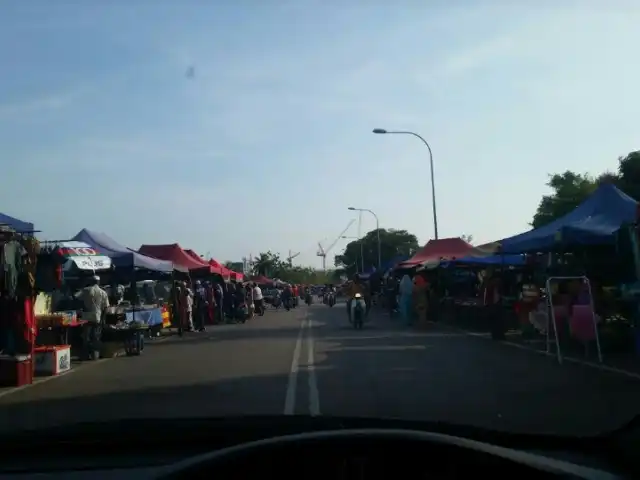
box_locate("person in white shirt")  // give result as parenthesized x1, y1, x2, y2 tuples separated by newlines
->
(80, 275, 110, 360)
(252, 283, 264, 315)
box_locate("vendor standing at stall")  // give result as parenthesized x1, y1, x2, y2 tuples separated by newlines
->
(80, 275, 110, 360)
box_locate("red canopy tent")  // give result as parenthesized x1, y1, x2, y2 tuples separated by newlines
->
(183, 249, 226, 276)
(251, 275, 273, 285)
(206, 258, 243, 282)
(138, 244, 213, 273)
(396, 237, 475, 268)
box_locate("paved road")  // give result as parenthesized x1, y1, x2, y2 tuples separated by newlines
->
(1, 302, 639, 435)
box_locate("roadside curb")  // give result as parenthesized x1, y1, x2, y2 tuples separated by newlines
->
(0, 357, 107, 400)
(442, 323, 640, 381)
(0, 333, 177, 399)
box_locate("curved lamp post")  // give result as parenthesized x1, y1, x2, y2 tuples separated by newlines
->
(372, 128, 438, 239)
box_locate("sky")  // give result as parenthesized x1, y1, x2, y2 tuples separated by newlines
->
(1, 1, 639, 268)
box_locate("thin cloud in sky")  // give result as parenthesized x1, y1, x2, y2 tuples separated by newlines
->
(1, 2, 640, 265)
(0, 88, 82, 118)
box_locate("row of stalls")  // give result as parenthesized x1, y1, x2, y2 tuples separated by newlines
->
(386, 183, 640, 364)
(1, 223, 245, 387)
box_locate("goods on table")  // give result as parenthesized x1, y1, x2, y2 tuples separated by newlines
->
(105, 321, 146, 330)
(35, 311, 77, 328)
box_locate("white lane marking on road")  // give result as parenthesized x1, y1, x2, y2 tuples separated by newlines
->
(307, 313, 321, 416)
(284, 315, 305, 415)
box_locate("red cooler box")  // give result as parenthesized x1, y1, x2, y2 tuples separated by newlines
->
(0, 355, 33, 387)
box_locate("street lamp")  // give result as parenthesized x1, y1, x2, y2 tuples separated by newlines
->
(348, 207, 381, 271)
(372, 128, 439, 240)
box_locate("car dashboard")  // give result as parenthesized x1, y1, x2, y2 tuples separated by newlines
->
(0, 416, 630, 479)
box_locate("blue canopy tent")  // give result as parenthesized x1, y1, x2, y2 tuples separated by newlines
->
(71, 229, 180, 272)
(499, 183, 638, 253)
(0, 211, 34, 233)
(442, 254, 525, 267)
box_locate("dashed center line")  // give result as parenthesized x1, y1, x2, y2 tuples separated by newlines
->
(284, 309, 321, 415)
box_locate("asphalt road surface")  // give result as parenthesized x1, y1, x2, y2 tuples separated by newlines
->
(1, 301, 640, 436)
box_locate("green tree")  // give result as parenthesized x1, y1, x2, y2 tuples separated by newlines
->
(531, 171, 600, 228)
(248, 251, 334, 284)
(334, 228, 419, 277)
(617, 150, 640, 201)
(251, 251, 281, 276)
(530, 151, 640, 228)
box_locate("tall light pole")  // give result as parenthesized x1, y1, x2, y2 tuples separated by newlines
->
(372, 128, 439, 240)
(348, 207, 381, 271)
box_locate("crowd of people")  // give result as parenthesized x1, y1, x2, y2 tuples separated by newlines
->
(169, 280, 265, 332)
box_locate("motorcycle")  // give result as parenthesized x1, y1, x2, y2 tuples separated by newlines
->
(305, 293, 313, 306)
(351, 293, 365, 330)
(272, 296, 282, 309)
(327, 292, 336, 307)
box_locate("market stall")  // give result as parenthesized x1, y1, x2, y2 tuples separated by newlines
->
(34, 241, 113, 370)
(0, 223, 39, 387)
(72, 229, 181, 334)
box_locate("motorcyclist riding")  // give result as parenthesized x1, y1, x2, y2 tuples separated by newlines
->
(346, 275, 366, 322)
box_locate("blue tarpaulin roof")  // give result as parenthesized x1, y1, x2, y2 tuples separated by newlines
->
(0, 212, 34, 233)
(442, 254, 525, 267)
(72, 229, 178, 272)
(499, 183, 638, 253)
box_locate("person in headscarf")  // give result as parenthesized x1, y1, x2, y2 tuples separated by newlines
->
(182, 281, 195, 331)
(142, 282, 156, 305)
(171, 281, 183, 335)
(413, 274, 429, 327)
(213, 281, 224, 324)
(193, 280, 207, 332)
(398, 274, 414, 325)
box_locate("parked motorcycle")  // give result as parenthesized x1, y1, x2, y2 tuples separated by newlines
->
(351, 293, 365, 330)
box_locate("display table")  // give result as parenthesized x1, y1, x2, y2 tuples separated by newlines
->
(124, 306, 164, 327)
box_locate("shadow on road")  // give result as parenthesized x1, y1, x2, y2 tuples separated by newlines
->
(148, 324, 304, 348)
(0, 305, 638, 438)
(306, 306, 640, 436)
(0, 373, 295, 434)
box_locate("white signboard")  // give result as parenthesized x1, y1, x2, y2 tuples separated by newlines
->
(58, 241, 112, 271)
